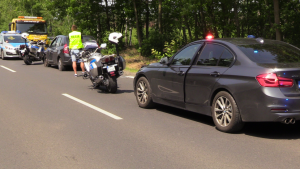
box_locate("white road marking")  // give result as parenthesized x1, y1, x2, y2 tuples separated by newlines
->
(62, 93, 123, 120)
(0, 65, 16, 72)
(126, 76, 134, 78)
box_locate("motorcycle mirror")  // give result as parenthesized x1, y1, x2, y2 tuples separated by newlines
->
(100, 43, 107, 49)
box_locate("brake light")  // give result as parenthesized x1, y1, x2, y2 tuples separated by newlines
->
(63, 44, 69, 54)
(109, 56, 115, 62)
(256, 73, 293, 87)
(19, 45, 26, 49)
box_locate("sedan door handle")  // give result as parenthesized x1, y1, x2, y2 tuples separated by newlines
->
(177, 71, 185, 76)
(210, 71, 220, 77)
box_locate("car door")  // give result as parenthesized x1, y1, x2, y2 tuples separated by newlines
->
(52, 37, 62, 65)
(185, 43, 235, 108)
(153, 43, 202, 104)
(56, 37, 66, 62)
(48, 37, 57, 63)
(0, 35, 3, 53)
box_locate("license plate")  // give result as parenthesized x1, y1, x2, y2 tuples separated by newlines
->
(107, 65, 115, 72)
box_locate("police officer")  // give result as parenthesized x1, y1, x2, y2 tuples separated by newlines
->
(69, 25, 85, 77)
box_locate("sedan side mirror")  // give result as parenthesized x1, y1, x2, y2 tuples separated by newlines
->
(159, 57, 169, 65)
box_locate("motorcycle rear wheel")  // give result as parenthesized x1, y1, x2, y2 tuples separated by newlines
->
(24, 55, 32, 65)
(106, 76, 117, 93)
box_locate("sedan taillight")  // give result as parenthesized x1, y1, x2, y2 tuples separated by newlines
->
(63, 44, 69, 54)
(256, 73, 293, 87)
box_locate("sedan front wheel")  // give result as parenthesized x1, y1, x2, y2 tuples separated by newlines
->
(135, 77, 155, 108)
(212, 91, 244, 133)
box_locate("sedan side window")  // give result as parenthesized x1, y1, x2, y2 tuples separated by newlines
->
(218, 49, 234, 67)
(197, 44, 225, 66)
(171, 44, 201, 66)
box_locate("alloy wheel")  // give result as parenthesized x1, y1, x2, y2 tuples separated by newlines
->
(137, 80, 149, 104)
(214, 96, 233, 127)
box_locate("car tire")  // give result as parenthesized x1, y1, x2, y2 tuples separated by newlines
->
(58, 58, 66, 71)
(211, 91, 244, 133)
(43, 57, 50, 67)
(1, 50, 6, 60)
(135, 76, 155, 108)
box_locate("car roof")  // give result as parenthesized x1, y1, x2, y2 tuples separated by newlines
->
(196, 38, 288, 46)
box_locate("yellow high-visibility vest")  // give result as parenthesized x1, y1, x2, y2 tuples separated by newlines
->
(69, 31, 84, 50)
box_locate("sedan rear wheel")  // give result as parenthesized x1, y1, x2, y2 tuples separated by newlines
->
(135, 77, 155, 108)
(212, 91, 244, 133)
(58, 58, 66, 71)
(44, 57, 50, 67)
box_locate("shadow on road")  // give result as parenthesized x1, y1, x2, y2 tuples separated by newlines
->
(243, 122, 300, 139)
(154, 104, 215, 127)
(86, 85, 134, 94)
(152, 104, 300, 139)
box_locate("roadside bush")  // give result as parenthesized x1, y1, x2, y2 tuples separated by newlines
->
(151, 40, 177, 60)
(140, 30, 166, 57)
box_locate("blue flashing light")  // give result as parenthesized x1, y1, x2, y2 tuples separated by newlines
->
(254, 50, 258, 53)
(286, 99, 289, 101)
(247, 35, 255, 38)
(16, 30, 21, 34)
(1, 31, 8, 34)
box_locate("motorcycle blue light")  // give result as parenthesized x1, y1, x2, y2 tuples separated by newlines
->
(247, 35, 255, 38)
(254, 50, 258, 53)
(286, 99, 289, 101)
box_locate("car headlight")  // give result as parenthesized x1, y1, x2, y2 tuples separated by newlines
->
(5, 46, 15, 50)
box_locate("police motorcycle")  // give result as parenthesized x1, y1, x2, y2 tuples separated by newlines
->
(80, 32, 126, 93)
(19, 33, 45, 65)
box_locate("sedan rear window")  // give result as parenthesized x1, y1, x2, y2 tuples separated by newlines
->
(237, 43, 300, 64)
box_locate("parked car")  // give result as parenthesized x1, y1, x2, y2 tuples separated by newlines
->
(0, 31, 27, 60)
(134, 35, 300, 133)
(43, 35, 97, 71)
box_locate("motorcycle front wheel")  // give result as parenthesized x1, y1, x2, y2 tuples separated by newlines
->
(106, 76, 117, 93)
(24, 55, 32, 65)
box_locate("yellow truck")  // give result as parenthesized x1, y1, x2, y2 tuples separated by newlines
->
(9, 16, 47, 41)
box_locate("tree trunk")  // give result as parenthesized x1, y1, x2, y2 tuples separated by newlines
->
(183, 15, 192, 42)
(158, 0, 162, 34)
(104, 0, 110, 30)
(194, 13, 198, 40)
(125, 17, 128, 46)
(146, 0, 149, 38)
(273, 0, 282, 40)
(199, 5, 207, 38)
(133, 0, 142, 47)
(234, 0, 240, 37)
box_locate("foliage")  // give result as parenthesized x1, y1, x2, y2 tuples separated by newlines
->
(151, 40, 178, 60)
(0, 0, 300, 55)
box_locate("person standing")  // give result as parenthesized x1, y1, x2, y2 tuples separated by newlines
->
(69, 25, 85, 77)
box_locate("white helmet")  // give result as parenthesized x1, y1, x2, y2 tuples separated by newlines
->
(21, 32, 29, 39)
(109, 32, 122, 44)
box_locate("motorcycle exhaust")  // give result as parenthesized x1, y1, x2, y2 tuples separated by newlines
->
(99, 75, 104, 80)
(119, 70, 124, 76)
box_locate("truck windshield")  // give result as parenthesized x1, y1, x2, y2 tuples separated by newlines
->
(16, 23, 47, 34)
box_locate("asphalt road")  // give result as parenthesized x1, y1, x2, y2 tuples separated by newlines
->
(1, 58, 300, 169)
